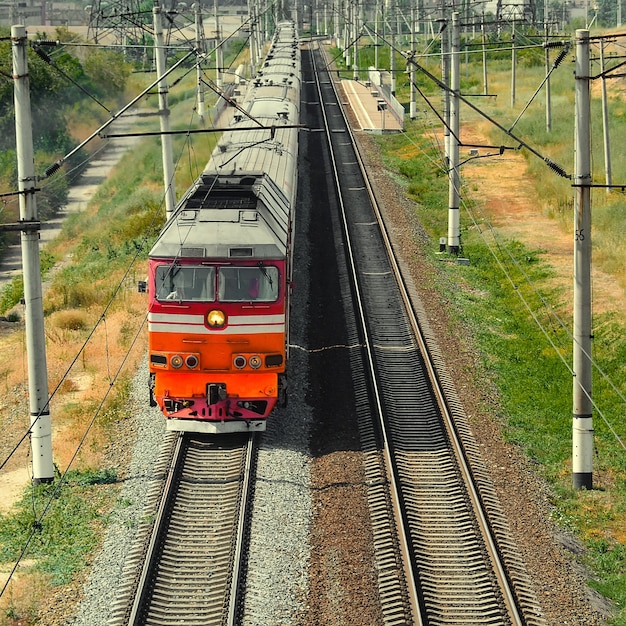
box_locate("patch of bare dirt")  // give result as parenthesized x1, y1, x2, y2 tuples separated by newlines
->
(461, 122, 625, 316)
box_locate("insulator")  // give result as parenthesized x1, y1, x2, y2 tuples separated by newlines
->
(545, 159, 570, 179)
(553, 47, 570, 68)
(32, 46, 51, 63)
(45, 161, 62, 178)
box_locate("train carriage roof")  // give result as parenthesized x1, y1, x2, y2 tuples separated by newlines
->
(149, 174, 290, 260)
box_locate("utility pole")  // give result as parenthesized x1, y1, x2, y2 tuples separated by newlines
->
(572, 29, 593, 490)
(447, 12, 461, 255)
(409, 3, 416, 119)
(600, 40, 612, 192)
(12, 25, 54, 484)
(194, 2, 206, 123)
(154, 2, 176, 219)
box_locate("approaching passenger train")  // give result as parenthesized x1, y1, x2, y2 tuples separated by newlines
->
(146, 21, 300, 433)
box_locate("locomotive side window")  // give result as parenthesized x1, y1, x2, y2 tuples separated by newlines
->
(218, 266, 279, 302)
(155, 265, 215, 301)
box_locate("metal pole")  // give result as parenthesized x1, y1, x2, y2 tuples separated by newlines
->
(600, 40, 612, 192)
(12, 25, 54, 484)
(409, 4, 416, 119)
(447, 12, 460, 255)
(154, 3, 177, 219)
(194, 2, 206, 123)
(573, 29, 593, 490)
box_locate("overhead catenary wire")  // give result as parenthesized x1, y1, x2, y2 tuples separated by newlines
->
(0, 12, 262, 470)
(400, 86, 626, 452)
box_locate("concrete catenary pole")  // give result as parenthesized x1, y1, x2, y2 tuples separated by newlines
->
(194, 2, 206, 123)
(441, 17, 449, 158)
(12, 25, 54, 483)
(600, 40, 612, 192)
(384, 0, 392, 92)
(481, 12, 488, 95)
(353, 0, 359, 81)
(409, 3, 416, 119)
(572, 29, 593, 490)
(447, 12, 460, 255)
(374, 0, 379, 70)
(214, 0, 224, 89)
(544, 22, 552, 132)
(511, 16, 516, 107)
(154, 3, 177, 219)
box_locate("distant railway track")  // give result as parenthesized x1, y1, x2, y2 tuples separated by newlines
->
(308, 41, 546, 625)
(108, 432, 255, 625)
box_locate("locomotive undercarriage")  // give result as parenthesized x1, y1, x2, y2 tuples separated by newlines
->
(149, 372, 286, 433)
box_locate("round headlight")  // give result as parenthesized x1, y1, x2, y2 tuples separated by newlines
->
(207, 309, 226, 328)
(249, 355, 262, 369)
(234, 355, 247, 369)
(186, 355, 199, 369)
(171, 354, 184, 369)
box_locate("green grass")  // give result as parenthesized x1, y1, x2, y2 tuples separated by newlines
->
(0, 469, 118, 586)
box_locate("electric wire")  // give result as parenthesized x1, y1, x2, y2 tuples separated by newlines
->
(0, 110, 185, 596)
(408, 98, 626, 450)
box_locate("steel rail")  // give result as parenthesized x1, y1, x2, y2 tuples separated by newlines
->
(227, 434, 256, 625)
(310, 41, 423, 626)
(338, 87, 526, 626)
(316, 45, 526, 626)
(119, 433, 255, 625)
(127, 433, 184, 625)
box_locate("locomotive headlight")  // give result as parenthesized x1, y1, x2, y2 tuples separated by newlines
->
(249, 355, 262, 369)
(171, 354, 184, 369)
(234, 355, 247, 369)
(185, 355, 199, 369)
(207, 309, 226, 328)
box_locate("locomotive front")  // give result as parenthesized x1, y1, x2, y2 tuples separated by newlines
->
(147, 176, 290, 433)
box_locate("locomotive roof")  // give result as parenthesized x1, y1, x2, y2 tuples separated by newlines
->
(149, 174, 290, 261)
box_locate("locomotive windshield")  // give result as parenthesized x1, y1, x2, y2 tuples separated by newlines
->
(155, 264, 279, 303)
(155, 265, 215, 301)
(219, 266, 279, 302)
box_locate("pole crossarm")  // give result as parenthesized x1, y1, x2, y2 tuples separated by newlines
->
(0, 220, 41, 232)
(100, 125, 306, 139)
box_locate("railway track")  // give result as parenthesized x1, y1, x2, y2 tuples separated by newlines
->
(97, 39, 546, 626)
(107, 432, 255, 625)
(307, 42, 546, 625)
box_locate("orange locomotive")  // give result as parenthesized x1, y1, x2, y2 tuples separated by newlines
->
(147, 22, 300, 433)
